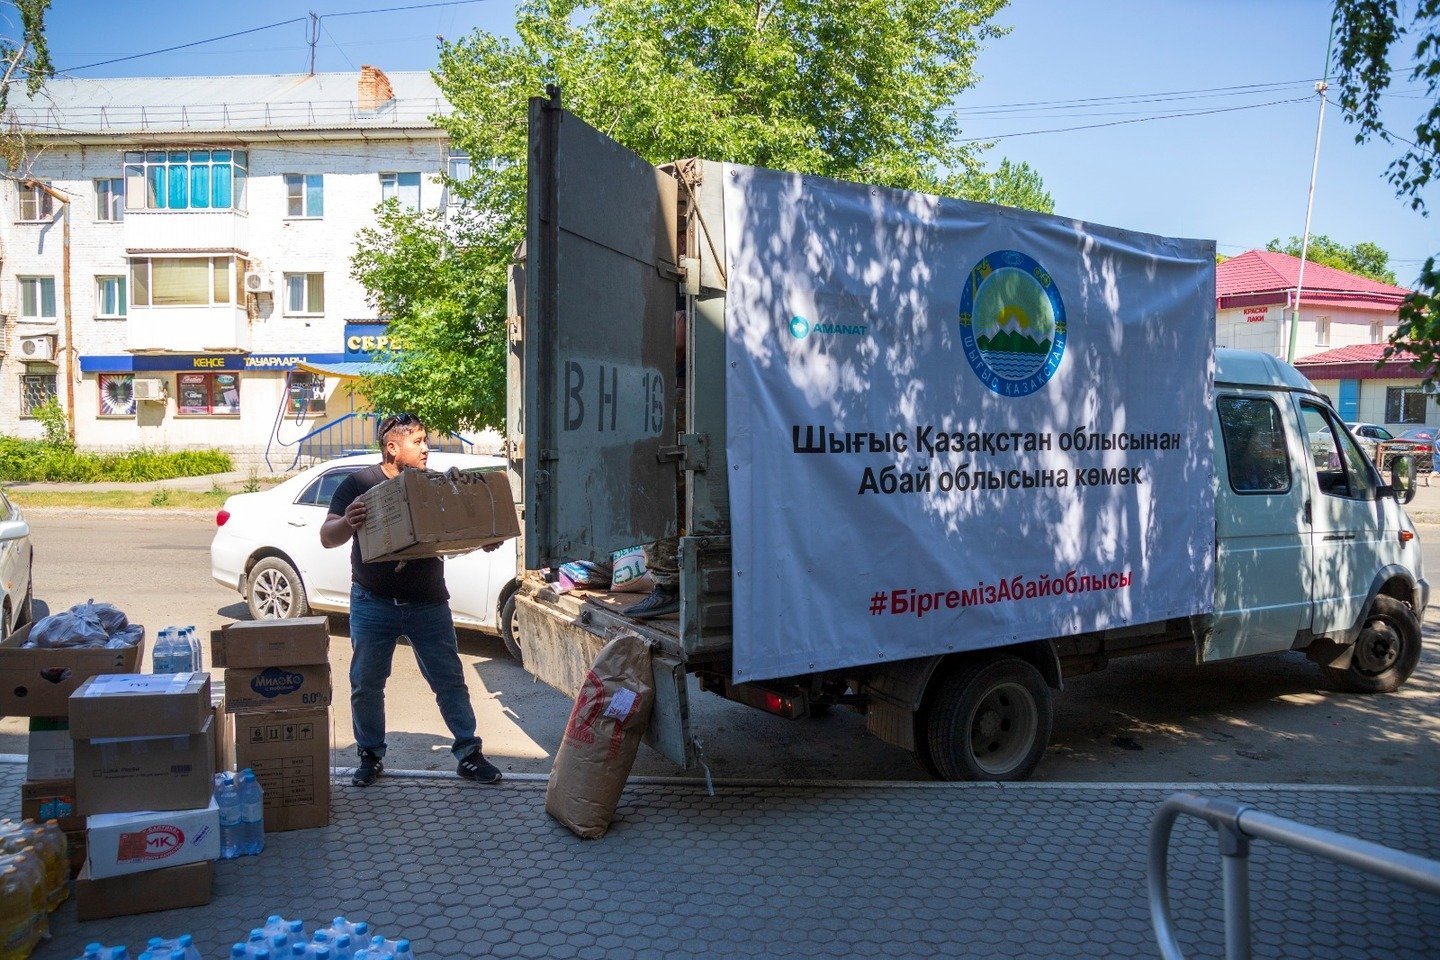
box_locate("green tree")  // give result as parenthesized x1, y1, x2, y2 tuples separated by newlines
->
(0, 0, 53, 170)
(1264, 234, 1398, 285)
(353, 0, 1048, 432)
(1332, 1, 1439, 377)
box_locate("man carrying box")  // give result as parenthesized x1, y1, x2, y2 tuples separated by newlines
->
(320, 412, 503, 788)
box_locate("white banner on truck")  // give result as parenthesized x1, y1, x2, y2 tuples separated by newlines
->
(724, 164, 1216, 683)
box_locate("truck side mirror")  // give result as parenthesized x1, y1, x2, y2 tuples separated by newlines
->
(1390, 454, 1418, 504)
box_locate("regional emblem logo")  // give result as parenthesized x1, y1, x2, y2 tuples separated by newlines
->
(957, 250, 1067, 397)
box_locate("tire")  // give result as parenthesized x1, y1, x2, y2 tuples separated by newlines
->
(1326, 595, 1422, 694)
(14, 576, 31, 628)
(246, 556, 310, 620)
(498, 592, 524, 665)
(922, 656, 1054, 782)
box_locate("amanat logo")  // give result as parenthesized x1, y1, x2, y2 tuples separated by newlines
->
(117, 825, 185, 862)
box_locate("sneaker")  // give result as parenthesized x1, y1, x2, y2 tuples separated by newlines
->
(352, 749, 383, 787)
(457, 749, 503, 784)
(623, 584, 679, 620)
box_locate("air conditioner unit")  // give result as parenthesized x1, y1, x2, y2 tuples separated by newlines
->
(133, 378, 167, 402)
(18, 335, 54, 361)
(244, 271, 273, 294)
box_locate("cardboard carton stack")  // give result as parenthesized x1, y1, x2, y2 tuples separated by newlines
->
(2, 622, 147, 884)
(211, 617, 333, 832)
(67, 672, 219, 920)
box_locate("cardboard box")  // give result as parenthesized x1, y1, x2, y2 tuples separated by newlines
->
(76, 859, 213, 920)
(232, 708, 331, 831)
(210, 617, 330, 668)
(358, 467, 519, 563)
(65, 829, 86, 879)
(25, 717, 73, 780)
(85, 800, 219, 879)
(73, 719, 215, 817)
(211, 701, 231, 774)
(68, 672, 211, 740)
(20, 778, 83, 832)
(76, 858, 213, 920)
(0, 625, 145, 716)
(224, 663, 331, 714)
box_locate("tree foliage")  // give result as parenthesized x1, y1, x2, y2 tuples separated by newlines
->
(1264, 234, 1398, 285)
(1332, 1, 1439, 378)
(353, 0, 1050, 432)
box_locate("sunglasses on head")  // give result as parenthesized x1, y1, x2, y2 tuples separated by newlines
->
(376, 412, 419, 442)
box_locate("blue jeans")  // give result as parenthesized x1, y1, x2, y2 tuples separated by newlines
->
(348, 584, 480, 761)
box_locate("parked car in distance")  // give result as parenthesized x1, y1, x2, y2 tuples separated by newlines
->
(1391, 427, 1438, 473)
(210, 452, 523, 659)
(1344, 422, 1394, 460)
(0, 489, 34, 638)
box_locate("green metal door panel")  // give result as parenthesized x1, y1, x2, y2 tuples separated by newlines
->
(524, 92, 681, 568)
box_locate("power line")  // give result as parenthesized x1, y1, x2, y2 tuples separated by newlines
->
(325, 0, 498, 18)
(947, 78, 1318, 115)
(952, 97, 1311, 144)
(59, 18, 308, 73)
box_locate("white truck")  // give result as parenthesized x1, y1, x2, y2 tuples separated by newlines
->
(500, 91, 1427, 781)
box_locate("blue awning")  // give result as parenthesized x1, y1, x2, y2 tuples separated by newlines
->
(296, 360, 387, 379)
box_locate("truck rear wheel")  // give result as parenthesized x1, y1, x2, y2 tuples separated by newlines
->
(1326, 595, 1422, 694)
(923, 656, 1053, 782)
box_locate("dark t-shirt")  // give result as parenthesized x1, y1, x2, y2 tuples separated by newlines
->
(327, 464, 449, 603)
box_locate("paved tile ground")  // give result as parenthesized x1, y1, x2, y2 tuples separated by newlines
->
(10, 761, 1438, 960)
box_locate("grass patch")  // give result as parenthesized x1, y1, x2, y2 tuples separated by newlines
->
(0, 436, 232, 482)
(8, 489, 234, 510)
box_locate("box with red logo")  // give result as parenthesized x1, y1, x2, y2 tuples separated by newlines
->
(84, 798, 219, 880)
(223, 663, 331, 713)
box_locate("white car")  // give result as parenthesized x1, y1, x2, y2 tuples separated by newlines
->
(210, 453, 522, 659)
(0, 488, 34, 638)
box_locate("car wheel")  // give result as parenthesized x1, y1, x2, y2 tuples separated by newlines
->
(1326, 595, 1422, 694)
(246, 556, 310, 620)
(0, 600, 9, 640)
(498, 592, 524, 665)
(922, 656, 1053, 782)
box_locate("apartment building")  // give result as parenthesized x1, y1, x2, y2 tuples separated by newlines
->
(0, 67, 460, 469)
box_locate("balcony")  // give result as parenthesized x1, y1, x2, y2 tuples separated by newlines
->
(127, 305, 250, 353)
(124, 208, 249, 255)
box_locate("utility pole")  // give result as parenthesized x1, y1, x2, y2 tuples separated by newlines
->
(1286, 79, 1329, 363)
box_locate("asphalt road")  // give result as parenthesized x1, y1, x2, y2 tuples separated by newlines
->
(3, 508, 1438, 787)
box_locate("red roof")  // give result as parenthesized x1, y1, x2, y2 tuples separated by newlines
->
(1216, 250, 1410, 311)
(1292, 342, 1429, 380)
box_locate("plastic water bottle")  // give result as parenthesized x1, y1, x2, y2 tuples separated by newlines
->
(237, 769, 265, 855)
(152, 627, 175, 673)
(392, 940, 415, 959)
(215, 774, 241, 860)
(170, 625, 194, 673)
(261, 916, 304, 950)
(185, 625, 204, 672)
(328, 919, 369, 944)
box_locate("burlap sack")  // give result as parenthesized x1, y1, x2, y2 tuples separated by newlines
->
(545, 631, 655, 839)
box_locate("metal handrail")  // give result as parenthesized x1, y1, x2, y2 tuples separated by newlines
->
(1149, 792, 1440, 960)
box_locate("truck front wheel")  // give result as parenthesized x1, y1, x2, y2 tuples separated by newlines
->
(1326, 595, 1422, 694)
(923, 656, 1053, 782)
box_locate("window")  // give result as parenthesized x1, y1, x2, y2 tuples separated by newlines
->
(288, 371, 326, 416)
(94, 178, 124, 221)
(1315, 316, 1330, 346)
(123, 150, 248, 211)
(18, 182, 54, 221)
(284, 273, 325, 314)
(19, 369, 57, 416)
(284, 174, 323, 218)
(98, 374, 135, 417)
(130, 257, 233, 307)
(1370, 320, 1384, 344)
(1301, 401, 1377, 501)
(296, 466, 361, 506)
(96, 276, 127, 318)
(1218, 396, 1291, 494)
(1386, 387, 1428, 425)
(447, 149, 471, 183)
(176, 372, 239, 415)
(380, 172, 421, 210)
(19, 277, 56, 320)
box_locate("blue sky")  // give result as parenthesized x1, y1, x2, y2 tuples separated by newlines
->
(36, 0, 1440, 283)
